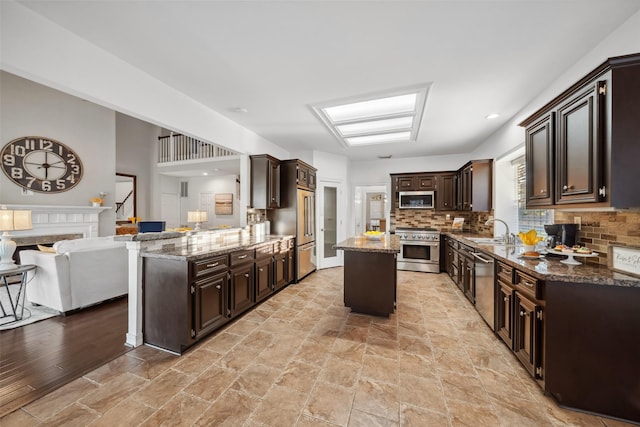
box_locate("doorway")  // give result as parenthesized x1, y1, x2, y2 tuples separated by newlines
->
(354, 185, 388, 236)
(317, 180, 343, 269)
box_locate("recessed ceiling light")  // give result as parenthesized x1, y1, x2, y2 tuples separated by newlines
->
(311, 85, 431, 148)
(485, 113, 500, 119)
(228, 107, 248, 113)
(203, 172, 208, 176)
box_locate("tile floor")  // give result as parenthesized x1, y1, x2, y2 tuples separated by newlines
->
(1, 268, 634, 426)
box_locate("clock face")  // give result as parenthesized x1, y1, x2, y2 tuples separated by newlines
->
(1, 136, 83, 193)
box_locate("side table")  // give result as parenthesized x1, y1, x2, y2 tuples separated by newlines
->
(0, 264, 36, 323)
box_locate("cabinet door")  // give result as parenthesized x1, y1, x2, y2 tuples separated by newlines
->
(462, 256, 475, 303)
(496, 282, 514, 349)
(274, 251, 288, 290)
(397, 176, 415, 190)
(255, 256, 274, 302)
(268, 161, 280, 208)
(230, 264, 254, 317)
(526, 113, 554, 207)
(308, 169, 317, 191)
(297, 165, 309, 188)
(437, 174, 457, 210)
(193, 272, 228, 338)
(461, 165, 472, 210)
(556, 82, 604, 205)
(417, 174, 436, 190)
(514, 292, 541, 377)
(287, 249, 294, 284)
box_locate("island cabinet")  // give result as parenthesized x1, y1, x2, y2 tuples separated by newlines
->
(255, 243, 274, 303)
(143, 254, 231, 354)
(229, 249, 255, 316)
(444, 237, 460, 288)
(520, 53, 640, 209)
(494, 260, 546, 384)
(274, 238, 293, 291)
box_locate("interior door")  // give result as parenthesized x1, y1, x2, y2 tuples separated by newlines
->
(317, 181, 342, 269)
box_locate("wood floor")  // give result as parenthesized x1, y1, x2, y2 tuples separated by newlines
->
(0, 297, 130, 417)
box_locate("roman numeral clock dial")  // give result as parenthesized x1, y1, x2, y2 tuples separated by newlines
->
(1, 137, 84, 193)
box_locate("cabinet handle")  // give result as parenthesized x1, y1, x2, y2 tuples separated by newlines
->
(206, 262, 219, 268)
(259, 268, 264, 272)
(216, 284, 221, 290)
(540, 189, 545, 194)
(599, 186, 606, 197)
(504, 297, 508, 302)
(238, 254, 248, 259)
(520, 311, 528, 317)
(244, 273, 249, 278)
(563, 184, 574, 191)
(282, 258, 286, 263)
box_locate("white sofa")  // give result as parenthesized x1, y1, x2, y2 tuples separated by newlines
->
(20, 237, 128, 313)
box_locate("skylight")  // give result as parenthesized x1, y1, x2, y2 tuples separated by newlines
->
(311, 85, 430, 148)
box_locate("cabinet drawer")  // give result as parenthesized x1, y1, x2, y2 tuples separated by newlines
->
(255, 243, 274, 258)
(514, 270, 542, 300)
(192, 255, 228, 278)
(496, 261, 514, 285)
(230, 249, 255, 266)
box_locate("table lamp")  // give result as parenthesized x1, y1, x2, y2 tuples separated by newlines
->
(187, 210, 208, 232)
(0, 207, 33, 271)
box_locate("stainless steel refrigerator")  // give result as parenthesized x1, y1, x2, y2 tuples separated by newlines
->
(269, 160, 317, 282)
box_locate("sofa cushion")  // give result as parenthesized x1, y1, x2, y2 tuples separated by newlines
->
(53, 237, 118, 253)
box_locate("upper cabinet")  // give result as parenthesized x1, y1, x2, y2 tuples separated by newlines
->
(395, 174, 436, 191)
(520, 54, 640, 209)
(459, 160, 492, 212)
(250, 154, 280, 209)
(436, 173, 457, 211)
(281, 159, 317, 191)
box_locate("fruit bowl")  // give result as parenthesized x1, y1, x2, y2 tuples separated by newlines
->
(363, 231, 384, 240)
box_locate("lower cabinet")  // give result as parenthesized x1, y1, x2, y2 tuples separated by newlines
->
(193, 270, 228, 339)
(143, 239, 293, 354)
(494, 260, 545, 383)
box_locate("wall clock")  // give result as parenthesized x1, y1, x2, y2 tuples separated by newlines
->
(1, 136, 84, 193)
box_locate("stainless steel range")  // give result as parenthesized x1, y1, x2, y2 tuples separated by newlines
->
(395, 227, 440, 273)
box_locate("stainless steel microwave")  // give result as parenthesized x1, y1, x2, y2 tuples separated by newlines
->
(399, 191, 435, 209)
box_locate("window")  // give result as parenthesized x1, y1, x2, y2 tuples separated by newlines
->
(513, 156, 553, 235)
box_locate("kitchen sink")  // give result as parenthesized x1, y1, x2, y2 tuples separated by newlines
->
(466, 237, 509, 245)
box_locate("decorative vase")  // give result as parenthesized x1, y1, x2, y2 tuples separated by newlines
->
(523, 244, 535, 253)
(92, 202, 100, 207)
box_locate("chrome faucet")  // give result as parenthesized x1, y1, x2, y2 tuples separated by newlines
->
(485, 218, 515, 244)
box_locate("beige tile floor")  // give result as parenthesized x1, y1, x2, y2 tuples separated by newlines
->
(1, 268, 634, 426)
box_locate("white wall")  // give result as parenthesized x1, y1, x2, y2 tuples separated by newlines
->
(0, 71, 116, 236)
(181, 175, 241, 228)
(0, 1, 289, 161)
(115, 112, 161, 220)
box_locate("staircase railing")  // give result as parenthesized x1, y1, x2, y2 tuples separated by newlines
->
(158, 133, 237, 163)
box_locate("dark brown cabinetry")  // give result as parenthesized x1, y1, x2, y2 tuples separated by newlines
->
(459, 243, 475, 303)
(396, 174, 436, 191)
(494, 260, 545, 382)
(255, 244, 274, 303)
(459, 160, 492, 212)
(284, 159, 316, 191)
(436, 173, 457, 211)
(192, 255, 229, 339)
(229, 249, 255, 317)
(525, 113, 554, 206)
(444, 237, 461, 288)
(250, 154, 280, 209)
(520, 54, 640, 209)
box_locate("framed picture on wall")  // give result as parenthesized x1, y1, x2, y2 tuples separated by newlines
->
(215, 193, 233, 215)
(608, 245, 640, 278)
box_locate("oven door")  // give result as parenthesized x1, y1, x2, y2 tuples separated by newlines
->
(398, 240, 440, 272)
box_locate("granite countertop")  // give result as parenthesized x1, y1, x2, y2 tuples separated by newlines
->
(444, 232, 640, 288)
(140, 235, 294, 261)
(334, 235, 401, 254)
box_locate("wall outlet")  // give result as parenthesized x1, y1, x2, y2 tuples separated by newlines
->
(574, 216, 581, 230)
(21, 188, 34, 196)
(446, 214, 451, 220)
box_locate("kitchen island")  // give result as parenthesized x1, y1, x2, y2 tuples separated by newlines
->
(334, 235, 400, 317)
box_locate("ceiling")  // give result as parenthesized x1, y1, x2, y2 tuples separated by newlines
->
(17, 0, 640, 161)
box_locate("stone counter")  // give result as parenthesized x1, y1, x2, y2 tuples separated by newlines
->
(444, 232, 640, 288)
(140, 234, 294, 261)
(334, 235, 400, 253)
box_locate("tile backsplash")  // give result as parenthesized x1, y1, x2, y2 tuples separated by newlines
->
(554, 210, 640, 265)
(391, 209, 493, 235)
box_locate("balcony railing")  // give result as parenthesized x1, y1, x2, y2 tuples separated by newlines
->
(158, 134, 237, 163)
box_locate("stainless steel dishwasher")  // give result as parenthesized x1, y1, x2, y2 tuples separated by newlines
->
(472, 251, 495, 331)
